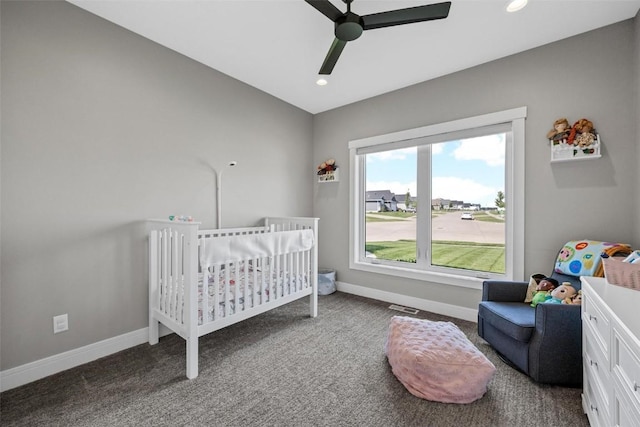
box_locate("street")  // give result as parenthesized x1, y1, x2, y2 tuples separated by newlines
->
(365, 212, 505, 244)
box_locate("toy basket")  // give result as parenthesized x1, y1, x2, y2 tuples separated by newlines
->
(603, 257, 640, 291)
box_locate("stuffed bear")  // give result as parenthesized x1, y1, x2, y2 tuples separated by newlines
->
(530, 277, 558, 307)
(543, 282, 577, 304)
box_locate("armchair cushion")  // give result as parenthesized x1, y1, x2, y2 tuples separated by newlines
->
(481, 280, 528, 302)
(478, 302, 534, 342)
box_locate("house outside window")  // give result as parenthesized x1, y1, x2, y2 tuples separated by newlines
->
(349, 108, 526, 289)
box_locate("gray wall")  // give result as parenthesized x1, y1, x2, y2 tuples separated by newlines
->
(1, 1, 313, 370)
(313, 20, 638, 310)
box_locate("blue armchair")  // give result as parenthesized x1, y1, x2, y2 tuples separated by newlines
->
(477, 271, 582, 386)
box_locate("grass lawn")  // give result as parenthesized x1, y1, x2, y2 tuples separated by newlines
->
(472, 211, 505, 223)
(365, 240, 505, 274)
(365, 211, 415, 222)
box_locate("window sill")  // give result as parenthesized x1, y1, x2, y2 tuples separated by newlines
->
(350, 260, 491, 290)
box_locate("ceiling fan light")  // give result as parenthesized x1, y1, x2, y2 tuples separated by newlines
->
(316, 78, 328, 86)
(506, 0, 528, 12)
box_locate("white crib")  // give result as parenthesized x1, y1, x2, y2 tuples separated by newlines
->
(148, 217, 319, 379)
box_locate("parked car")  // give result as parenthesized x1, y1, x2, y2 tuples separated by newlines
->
(405, 207, 416, 213)
(460, 212, 474, 220)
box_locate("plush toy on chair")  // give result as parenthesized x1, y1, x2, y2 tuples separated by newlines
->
(542, 283, 577, 304)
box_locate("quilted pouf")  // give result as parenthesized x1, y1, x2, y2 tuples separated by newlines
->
(384, 316, 496, 404)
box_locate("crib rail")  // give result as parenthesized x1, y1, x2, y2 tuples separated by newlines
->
(148, 220, 199, 342)
(198, 225, 273, 239)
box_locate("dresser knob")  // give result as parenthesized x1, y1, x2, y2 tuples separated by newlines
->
(590, 359, 598, 368)
(591, 404, 598, 413)
(589, 314, 597, 321)
(634, 382, 639, 392)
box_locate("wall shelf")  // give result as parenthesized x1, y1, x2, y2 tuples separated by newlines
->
(550, 134, 601, 163)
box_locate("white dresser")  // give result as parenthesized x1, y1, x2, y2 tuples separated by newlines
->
(581, 276, 640, 426)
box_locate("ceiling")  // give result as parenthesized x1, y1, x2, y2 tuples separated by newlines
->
(68, 0, 640, 114)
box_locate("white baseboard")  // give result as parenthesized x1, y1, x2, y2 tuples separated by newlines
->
(0, 328, 151, 392)
(336, 281, 479, 322)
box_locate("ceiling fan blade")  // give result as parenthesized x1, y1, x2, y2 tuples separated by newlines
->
(362, 1, 451, 31)
(305, 0, 343, 22)
(319, 38, 347, 75)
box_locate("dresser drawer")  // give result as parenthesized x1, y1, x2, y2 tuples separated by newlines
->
(612, 325, 640, 411)
(585, 326, 611, 407)
(584, 370, 610, 427)
(613, 374, 640, 427)
(583, 290, 611, 360)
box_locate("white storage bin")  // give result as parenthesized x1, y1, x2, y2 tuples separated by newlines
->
(318, 269, 336, 295)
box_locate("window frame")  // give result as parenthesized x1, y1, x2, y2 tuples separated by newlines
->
(348, 107, 526, 290)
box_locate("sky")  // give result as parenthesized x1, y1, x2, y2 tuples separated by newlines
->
(366, 133, 505, 208)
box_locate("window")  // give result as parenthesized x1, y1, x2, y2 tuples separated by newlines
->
(349, 108, 526, 289)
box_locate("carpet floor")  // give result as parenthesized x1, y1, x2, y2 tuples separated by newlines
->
(0, 292, 589, 426)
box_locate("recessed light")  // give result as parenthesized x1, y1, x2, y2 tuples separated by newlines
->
(506, 0, 527, 12)
(316, 78, 328, 86)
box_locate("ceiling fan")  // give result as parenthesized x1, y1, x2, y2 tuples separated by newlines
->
(305, 0, 452, 75)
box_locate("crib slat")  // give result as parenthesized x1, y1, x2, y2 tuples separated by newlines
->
(234, 262, 240, 313)
(176, 234, 185, 323)
(291, 252, 296, 293)
(167, 230, 174, 317)
(294, 251, 300, 293)
(200, 238, 209, 325)
(169, 230, 175, 314)
(161, 229, 168, 315)
(260, 257, 267, 305)
(305, 248, 310, 289)
(169, 231, 180, 320)
(269, 255, 280, 300)
(242, 261, 248, 311)
(252, 258, 258, 308)
(213, 264, 219, 321)
(224, 265, 231, 317)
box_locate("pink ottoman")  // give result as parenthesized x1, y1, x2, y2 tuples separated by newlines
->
(385, 316, 495, 404)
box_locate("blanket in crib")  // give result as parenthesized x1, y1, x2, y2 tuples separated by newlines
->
(197, 262, 308, 324)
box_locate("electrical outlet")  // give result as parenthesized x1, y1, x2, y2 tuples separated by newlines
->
(53, 314, 69, 334)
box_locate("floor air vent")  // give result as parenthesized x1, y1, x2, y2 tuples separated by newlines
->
(388, 304, 419, 315)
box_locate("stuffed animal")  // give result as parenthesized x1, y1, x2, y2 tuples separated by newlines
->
(567, 290, 582, 305)
(576, 132, 595, 148)
(524, 273, 547, 303)
(530, 277, 558, 307)
(546, 118, 571, 143)
(567, 118, 597, 145)
(543, 283, 577, 304)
